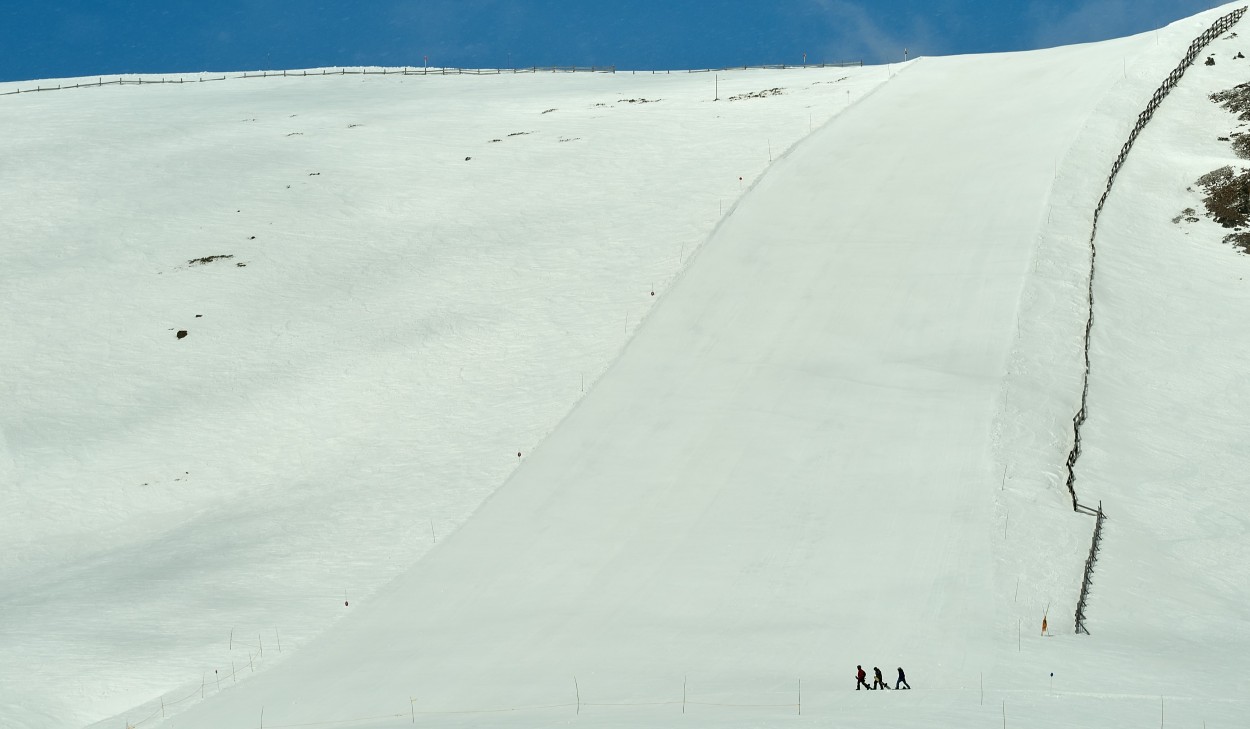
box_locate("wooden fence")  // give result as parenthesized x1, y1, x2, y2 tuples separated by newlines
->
(0, 61, 863, 98)
(1064, 5, 1247, 633)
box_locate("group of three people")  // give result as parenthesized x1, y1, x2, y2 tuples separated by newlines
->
(856, 665, 909, 690)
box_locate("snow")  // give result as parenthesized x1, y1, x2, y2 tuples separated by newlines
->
(0, 64, 889, 728)
(3, 5, 1250, 729)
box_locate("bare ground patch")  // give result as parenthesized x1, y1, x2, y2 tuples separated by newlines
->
(1194, 166, 1250, 253)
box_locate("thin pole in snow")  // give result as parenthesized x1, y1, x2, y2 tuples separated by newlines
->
(275, 628, 282, 653)
(980, 672, 984, 705)
(797, 679, 801, 715)
(574, 676, 581, 714)
(683, 676, 687, 714)
(430, 520, 436, 543)
(411, 697, 416, 723)
(1002, 700, 1006, 729)
(714, 74, 719, 101)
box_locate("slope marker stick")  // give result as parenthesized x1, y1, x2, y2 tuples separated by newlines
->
(574, 676, 581, 715)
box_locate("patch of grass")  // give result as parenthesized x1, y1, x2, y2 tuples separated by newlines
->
(728, 88, 785, 101)
(1232, 135, 1250, 159)
(1225, 231, 1250, 253)
(1197, 166, 1250, 227)
(1195, 166, 1250, 254)
(1211, 82, 1250, 121)
(1171, 207, 1199, 224)
(188, 254, 235, 266)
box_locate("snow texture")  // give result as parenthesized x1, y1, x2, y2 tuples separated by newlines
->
(2, 5, 1249, 729)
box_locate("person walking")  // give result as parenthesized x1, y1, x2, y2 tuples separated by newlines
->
(856, 665, 871, 691)
(872, 666, 890, 690)
(895, 666, 910, 689)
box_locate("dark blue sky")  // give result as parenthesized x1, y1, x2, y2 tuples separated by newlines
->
(1, 0, 1229, 82)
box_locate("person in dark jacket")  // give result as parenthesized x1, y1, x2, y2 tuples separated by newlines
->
(895, 666, 910, 689)
(856, 665, 871, 690)
(872, 666, 890, 690)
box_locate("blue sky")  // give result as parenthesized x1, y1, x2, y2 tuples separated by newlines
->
(1, 0, 1229, 82)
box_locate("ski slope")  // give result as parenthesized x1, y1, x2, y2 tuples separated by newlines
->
(0, 63, 889, 729)
(5, 6, 1250, 729)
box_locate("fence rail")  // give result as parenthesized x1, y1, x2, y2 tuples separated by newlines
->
(1063, 5, 1247, 633)
(1073, 501, 1106, 634)
(0, 61, 864, 98)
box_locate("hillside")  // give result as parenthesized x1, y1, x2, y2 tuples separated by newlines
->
(3, 5, 1250, 729)
(0, 63, 887, 728)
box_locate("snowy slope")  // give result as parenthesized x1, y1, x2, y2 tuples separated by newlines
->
(1076, 17, 1250, 713)
(101, 8, 1250, 729)
(6, 6, 1250, 729)
(0, 66, 889, 728)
